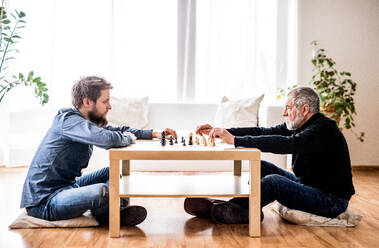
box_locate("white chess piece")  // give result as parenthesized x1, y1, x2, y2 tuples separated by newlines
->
(201, 135, 207, 146)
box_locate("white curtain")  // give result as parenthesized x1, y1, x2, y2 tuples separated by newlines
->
(195, 0, 298, 103)
(3, 0, 296, 110)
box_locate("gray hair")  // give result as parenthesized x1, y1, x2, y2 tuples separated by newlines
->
(288, 87, 320, 113)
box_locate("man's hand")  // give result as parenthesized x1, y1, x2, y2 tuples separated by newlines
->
(163, 128, 177, 139)
(152, 128, 177, 139)
(209, 128, 235, 145)
(123, 132, 136, 144)
(195, 124, 213, 136)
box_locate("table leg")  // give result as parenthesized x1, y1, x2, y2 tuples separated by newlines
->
(234, 160, 242, 176)
(122, 160, 130, 176)
(249, 159, 261, 237)
(109, 159, 120, 238)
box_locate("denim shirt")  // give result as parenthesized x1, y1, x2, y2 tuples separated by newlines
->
(20, 107, 152, 208)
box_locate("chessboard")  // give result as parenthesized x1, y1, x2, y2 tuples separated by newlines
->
(160, 131, 216, 147)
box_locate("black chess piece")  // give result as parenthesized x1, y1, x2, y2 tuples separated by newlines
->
(189, 135, 193, 145)
(175, 137, 178, 144)
(161, 131, 166, 146)
(169, 136, 174, 145)
(181, 137, 185, 143)
(183, 139, 186, 146)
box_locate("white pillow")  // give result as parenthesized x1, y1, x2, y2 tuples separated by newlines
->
(9, 210, 99, 229)
(214, 94, 264, 128)
(272, 202, 362, 227)
(107, 96, 149, 129)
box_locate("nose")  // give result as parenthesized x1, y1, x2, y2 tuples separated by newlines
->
(282, 108, 288, 117)
(107, 103, 112, 110)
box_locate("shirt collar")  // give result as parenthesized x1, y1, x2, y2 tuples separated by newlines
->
(296, 113, 324, 132)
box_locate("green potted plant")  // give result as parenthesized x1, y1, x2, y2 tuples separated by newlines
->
(310, 40, 364, 142)
(0, 6, 48, 105)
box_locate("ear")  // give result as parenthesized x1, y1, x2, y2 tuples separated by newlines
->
(302, 104, 310, 115)
(82, 97, 92, 108)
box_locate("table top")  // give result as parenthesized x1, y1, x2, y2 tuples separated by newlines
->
(109, 139, 260, 160)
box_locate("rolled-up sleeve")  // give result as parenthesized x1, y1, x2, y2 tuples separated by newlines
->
(105, 125, 152, 139)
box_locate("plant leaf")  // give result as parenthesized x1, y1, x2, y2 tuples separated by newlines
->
(18, 11, 26, 18)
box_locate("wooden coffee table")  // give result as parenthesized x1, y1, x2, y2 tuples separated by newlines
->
(109, 140, 261, 237)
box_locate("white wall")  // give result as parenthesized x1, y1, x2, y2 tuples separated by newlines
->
(298, 0, 379, 166)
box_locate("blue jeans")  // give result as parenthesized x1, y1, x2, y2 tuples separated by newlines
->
(230, 160, 349, 218)
(27, 167, 114, 221)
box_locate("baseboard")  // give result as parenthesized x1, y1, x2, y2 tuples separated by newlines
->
(351, 166, 379, 171)
(0, 164, 28, 169)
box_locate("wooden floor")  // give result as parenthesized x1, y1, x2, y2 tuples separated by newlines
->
(0, 168, 378, 248)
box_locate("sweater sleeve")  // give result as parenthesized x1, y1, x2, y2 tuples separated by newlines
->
(228, 123, 292, 137)
(234, 122, 335, 154)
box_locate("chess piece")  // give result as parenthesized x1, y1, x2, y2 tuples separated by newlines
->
(201, 135, 207, 146)
(175, 137, 178, 144)
(161, 131, 166, 146)
(183, 139, 186, 146)
(169, 135, 174, 145)
(210, 137, 216, 147)
(189, 132, 193, 145)
(182, 137, 185, 143)
(195, 136, 200, 145)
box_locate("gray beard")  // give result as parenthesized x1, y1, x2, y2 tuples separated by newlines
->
(286, 115, 304, 130)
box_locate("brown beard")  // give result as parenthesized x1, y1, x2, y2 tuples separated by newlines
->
(88, 109, 108, 127)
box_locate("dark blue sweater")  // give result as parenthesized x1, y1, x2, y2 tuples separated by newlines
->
(229, 113, 355, 200)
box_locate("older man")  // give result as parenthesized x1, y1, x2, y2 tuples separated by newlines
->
(21, 76, 177, 226)
(184, 87, 355, 224)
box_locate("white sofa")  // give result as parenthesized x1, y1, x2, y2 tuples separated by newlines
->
(0, 103, 287, 171)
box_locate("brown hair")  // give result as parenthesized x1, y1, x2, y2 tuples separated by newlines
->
(71, 76, 113, 109)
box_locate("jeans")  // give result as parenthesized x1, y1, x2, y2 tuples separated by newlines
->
(230, 160, 349, 218)
(26, 167, 116, 221)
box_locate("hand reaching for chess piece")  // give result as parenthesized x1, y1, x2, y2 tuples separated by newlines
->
(152, 128, 177, 139)
(209, 128, 235, 145)
(195, 124, 213, 136)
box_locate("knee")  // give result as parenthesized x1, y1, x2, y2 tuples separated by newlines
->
(102, 167, 109, 179)
(261, 174, 283, 191)
(261, 160, 279, 174)
(260, 160, 271, 169)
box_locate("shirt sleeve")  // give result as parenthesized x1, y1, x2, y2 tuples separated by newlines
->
(61, 114, 133, 149)
(104, 125, 152, 139)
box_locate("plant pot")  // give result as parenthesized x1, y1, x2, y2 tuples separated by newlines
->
(321, 106, 341, 127)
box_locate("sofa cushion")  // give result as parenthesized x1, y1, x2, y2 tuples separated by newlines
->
(214, 94, 264, 128)
(107, 96, 149, 128)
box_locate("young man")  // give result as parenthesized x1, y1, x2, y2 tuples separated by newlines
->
(21, 76, 177, 226)
(184, 87, 355, 224)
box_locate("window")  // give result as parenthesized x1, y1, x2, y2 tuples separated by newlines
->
(3, 0, 297, 110)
